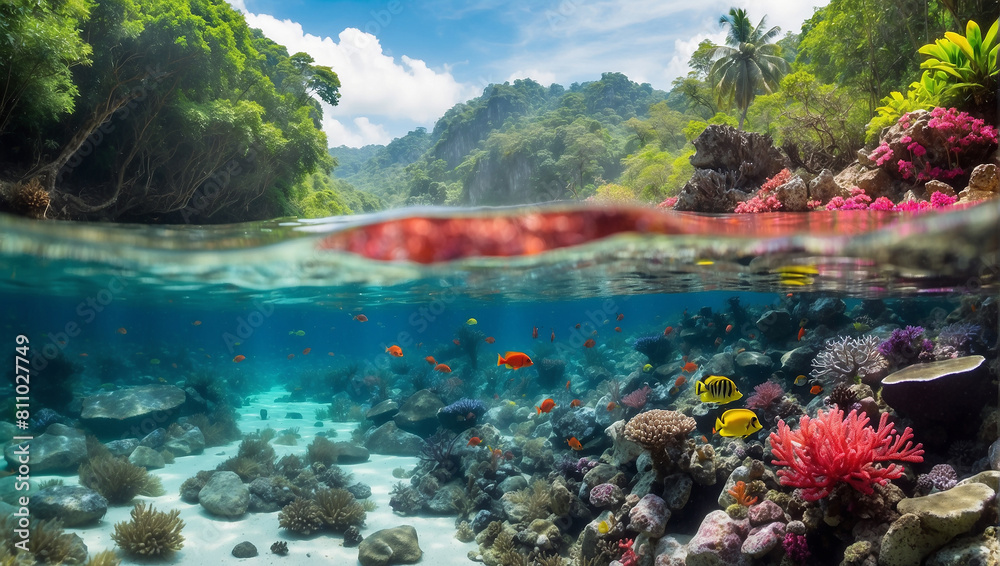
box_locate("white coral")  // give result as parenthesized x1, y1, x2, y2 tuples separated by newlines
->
(810, 335, 889, 385)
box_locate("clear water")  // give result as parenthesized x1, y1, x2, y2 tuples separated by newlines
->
(0, 202, 997, 565)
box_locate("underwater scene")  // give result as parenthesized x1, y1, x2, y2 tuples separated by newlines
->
(0, 203, 998, 566)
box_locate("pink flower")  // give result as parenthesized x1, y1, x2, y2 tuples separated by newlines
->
(899, 135, 912, 144)
(770, 409, 924, 501)
(760, 169, 793, 193)
(907, 142, 926, 156)
(869, 196, 895, 211)
(657, 196, 678, 209)
(929, 191, 956, 208)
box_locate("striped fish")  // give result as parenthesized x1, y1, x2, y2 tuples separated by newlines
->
(695, 375, 743, 404)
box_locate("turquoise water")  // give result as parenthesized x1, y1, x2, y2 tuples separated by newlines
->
(0, 203, 998, 565)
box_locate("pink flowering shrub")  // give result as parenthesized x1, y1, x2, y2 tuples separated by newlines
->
(733, 169, 792, 213)
(760, 168, 793, 192)
(770, 408, 924, 501)
(825, 187, 872, 210)
(824, 188, 957, 212)
(868, 107, 998, 183)
(657, 196, 678, 209)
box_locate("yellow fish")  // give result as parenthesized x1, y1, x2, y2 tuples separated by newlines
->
(289, 330, 305, 336)
(853, 322, 871, 332)
(776, 265, 819, 275)
(695, 375, 743, 404)
(597, 520, 610, 534)
(466, 318, 477, 325)
(643, 363, 653, 373)
(714, 409, 763, 438)
(696, 260, 715, 266)
(794, 374, 808, 386)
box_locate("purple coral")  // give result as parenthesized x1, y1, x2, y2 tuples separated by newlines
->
(878, 326, 931, 367)
(915, 463, 958, 495)
(588, 483, 624, 507)
(783, 533, 810, 565)
(933, 323, 981, 360)
(633, 335, 674, 366)
(621, 385, 652, 409)
(745, 381, 785, 410)
(556, 456, 599, 480)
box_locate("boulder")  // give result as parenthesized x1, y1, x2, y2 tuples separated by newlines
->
(923, 179, 956, 197)
(686, 510, 750, 566)
(163, 425, 205, 456)
(393, 389, 444, 436)
(199, 471, 249, 518)
(32, 486, 108, 526)
(958, 163, 999, 203)
(741, 522, 785, 558)
(809, 169, 849, 203)
(629, 494, 670, 538)
(734, 351, 773, 380)
(755, 310, 792, 340)
(334, 442, 370, 464)
(358, 525, 422, 566)
(128, 445, 165, 469)
(81, 385, 185, 420)
(805, 298, 845, 324)
(3, 428, 86, 473)
(856, 168, 895, 200)
(364, 421, 424, 456)
(880, 356, 989, 422)
(366, 400, 399, 426)
(774, 176, 809, 211)
(231, 541, 257, 558)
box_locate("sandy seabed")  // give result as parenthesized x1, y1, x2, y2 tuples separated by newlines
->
(38, 389, 477, 565)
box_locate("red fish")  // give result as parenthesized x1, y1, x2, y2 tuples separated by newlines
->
(674, 375, 686, 388)
(79, 353, 88, 357)
(536, 398, 556, 414)
(663, 326, 673, 336)
(550, 331, 555, 342)
(287, 354, 295, 360)
(192, 320, 202, 326)
(532, 326, 539, 339)
(498, 351, 533, 370)
(682, 361, 698, 373)
(453, 339, 461, 346)
(614, 326, 622, 332)
(467, 437, 482, 447)
(810, 385, 823, 395)
(786, 293, 793, 298)
(425, 356, 437, 365)
(233, 355, 245, 363)
(302, 348, 311, 355)
(353, 314, 368, 322)
(725, 324, 733, 333)
(584, 338, 596, 348)
(566, 380, 571, 390)
(566, 437, 583, 450)
(570, 399, 581, 408)
(714, 337, 723, 347)
(117, 327, 127, 335)
(797, 327, 806, 341)
(485, 336, 495, 344)
(575, 323, 581, 329)
(328, 352, 335, 356)
(386, 345, 403, 357)
(616, 313, 624, 321)
(606, 401, 617, 411)
(434, 363, 452, 373)
(748, 333, 756, 339)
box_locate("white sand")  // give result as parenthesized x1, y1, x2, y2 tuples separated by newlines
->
(42, 390, 477, 565)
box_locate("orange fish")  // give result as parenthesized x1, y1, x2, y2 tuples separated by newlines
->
(453, 339, 461, 346)
(725, 324, 733, 333)
(616, 313, 624, 321)
(302, 348, 311, 355)
(700, 435, 708, 443)
(353, 314, 368, 322)
(614, 327, 621, 333)
(532, 326, 539, 339)
(550, 331, 555, 342)
(79, 353, 88, 357)
(192, 320, 202, 326)
(328, 352, 335, 356)
(786, 293, 793, 298)
(485, 336, 495, 344)
(663, 326, 673, 336)
(386, 345, 403, 357)
(425, 356, 437, 365)
(575, 323, 581, 329)
(797, 327, 806, 341)
(566, 380, 571, 389)
(570, 399, 581, 407)
(434, 363, 452, 373)
(117, 327, 127, 335)
(566, 437, 583, 450)
(467, 437, 482, 447)
(287, 354, 295, 360)
(810, 385, 823, 395)
(498, 351, 533, 370)
(536, 398, 556, 414)
(674, 375, 686, 388)
(682, 362, 698, 373)
(171, 363, 177, 368)
(233, 355, 246, 363)
(606, 401, 617, 411)
(748, 333, 756, 340)
(584, 338, 596, 348)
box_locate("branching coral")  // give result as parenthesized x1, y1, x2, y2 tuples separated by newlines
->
(877, 326, 932, 367)
(769, 409, 924, 501)
(79, 456, 151, 505)
(389, 482, 424, 515)
(727, 481, 758, 506)
(505, 479, 552, 523)
(111, 503, 185, 558)
(277, 498, 325, 535)
(85, 550, 121, 566)
(621, 385, 652, 410)
(307, 435, 340, 466)
(810, 335, 889, 385)
(314, 488, 366, 531)
(16, 519, 87, 565)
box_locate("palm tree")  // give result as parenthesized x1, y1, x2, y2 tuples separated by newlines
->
(708, 8, 791, 130)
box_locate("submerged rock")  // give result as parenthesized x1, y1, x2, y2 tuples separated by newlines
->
(81, 384, 185, 420)
(686, 510, 750, 566)
(366, 400, 399, 426)
(358, 525, 422, 566)
(199, 471, 249, 518)
(393, 389, 445, 436)
(364, 422, 423, 456)
(3, 426, 86, 473)
(33, 485, 107, 527)
(880, 355, 989, 422)
(630, 494, 670, 538)
(232, 541, 257, 558)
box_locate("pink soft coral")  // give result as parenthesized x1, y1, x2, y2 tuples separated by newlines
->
(745, 381, 785, 410)
(769, 408, 924, 501)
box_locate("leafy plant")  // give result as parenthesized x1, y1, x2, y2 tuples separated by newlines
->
(918, 18, 999, 107)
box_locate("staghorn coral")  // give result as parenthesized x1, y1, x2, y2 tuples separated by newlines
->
(505, 479, 552, 523)
(455, 521, 475, 543)
(139, 474, 165, 497)
(278, 498, 324, 535)
(79, 456, 150, 505)
(811, 335, 889, 385)
(9, 177, 50, 219)
(727, 481, 758, 506)
(770, 409, 924, 501)
(314, 488, 366, 531)
(111, 503, 185, 558)
(389, 482, 424, 515)
(238, 435, 277, 465)
(16, 518, 87, 565)
(218, 456, 265, 482)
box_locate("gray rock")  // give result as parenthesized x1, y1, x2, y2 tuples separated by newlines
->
(128, 445, 165, 469)
(629, 494, 670, 538)
(334, 442, 370, 464)
(347, 482, 372, 500)
(747, 500, 784, 526)
(606, 420, 643, 467)
(364, 421, 424, 456)
(232, 541, 257, 558)
(741, 522, 785, 558)
(497, 475, 527, 494)
(426, 484, 467, 515)
(199, 471, 249, 518)
(780, 346, 817, 377)
(0, 422, 18, 446)
(366, 400, 399, 426)
(856, 168, 894, 200)
(105, 438, 139, 457)
(3, 430, 86, 473)
(808, 169, 848, 203)
(924, 531, 1000, 566)
(393, 389, 445, 436)
(662, 474, 693, 510)
(881, 355, 990, 422)
(138, 428, 167, 449)
(734, 351, 773, 379)
(702, 353, 735, 378)
(554, 407, 599, 443)
(806, 298, 845, 324)
(80, 384, 186, 420)
(774, 176, 808, 211)
(686, 510, 750, 566)
(755, 310, 792, 340)
(358, 525, 422, 566)
(164, 425, 205, 456)
(32, 486, 107, 526)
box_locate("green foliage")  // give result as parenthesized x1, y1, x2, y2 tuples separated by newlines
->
(709, 8, 791, 129)
(918, 18, 998, 107)
(79, 456, 150, 505)
(111, 502, 185, 558)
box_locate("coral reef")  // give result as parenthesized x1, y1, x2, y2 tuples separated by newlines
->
(111, 503, 185, 558)
(621, 385, 652, 410)
(878, 326, 933, 367)
(277, 498, 325, 535)
(744, 381, 785, 410)
(307, 435, 340, 466)
(78, 456, 151, 505)
(811, 335, 889, 385)
(314, 488, 366, 531)
(915, 463, 958, 495)
(770, 409, 924, 500)
(389, 482, 424, 515)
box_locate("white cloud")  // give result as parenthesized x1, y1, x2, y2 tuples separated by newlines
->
(506, 69, 557, 86)
(234, 8, 478, 147)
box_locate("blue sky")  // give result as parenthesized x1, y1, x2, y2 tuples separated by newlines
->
(228, 0, 829, 148)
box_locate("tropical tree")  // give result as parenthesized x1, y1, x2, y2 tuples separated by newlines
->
(708, 7, 791, 129)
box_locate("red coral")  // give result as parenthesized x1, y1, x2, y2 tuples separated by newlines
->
(621, 385, 652, 409)
(745, 381, 784, 410)
(770, 409, 923, 501)
(618, 538, 638, 566)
